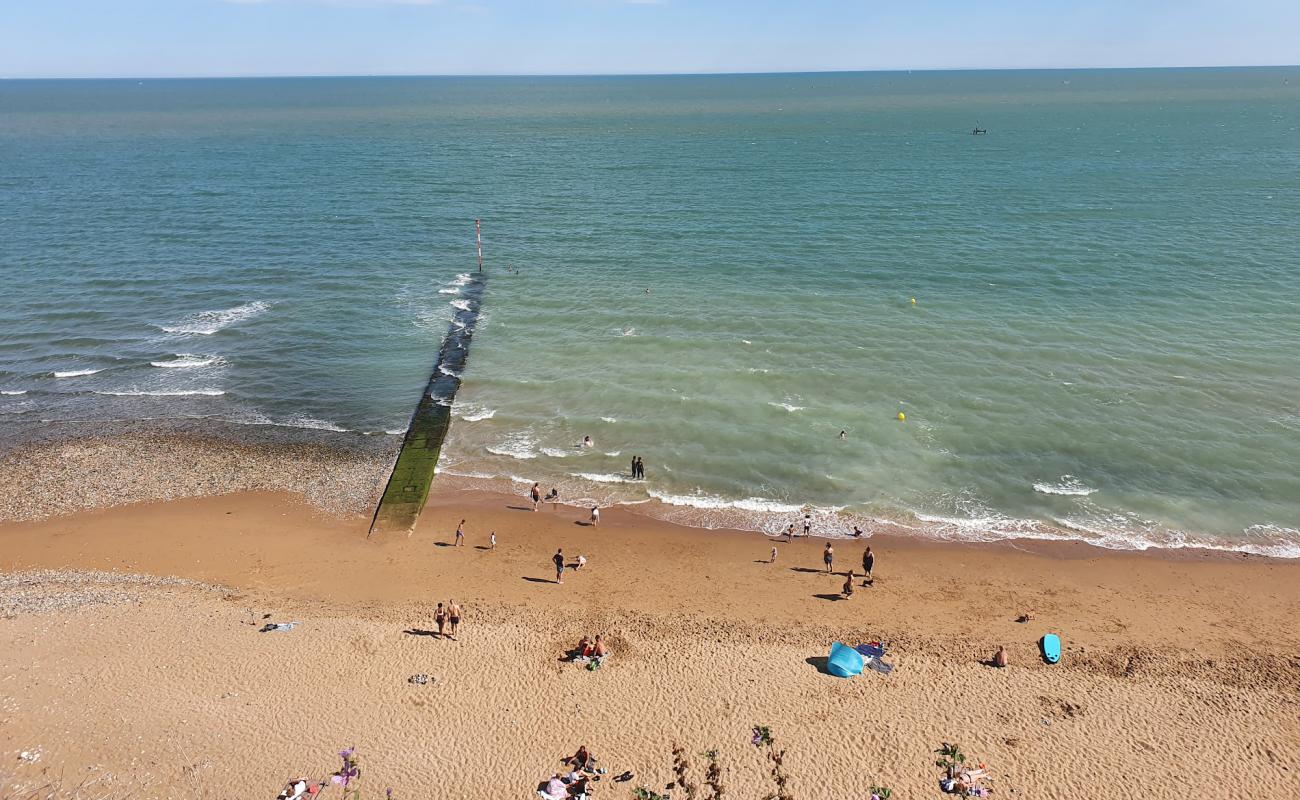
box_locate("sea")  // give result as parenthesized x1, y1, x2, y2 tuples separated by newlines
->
(2, 69, 1298, 556)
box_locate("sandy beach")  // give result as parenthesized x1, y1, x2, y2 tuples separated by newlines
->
(2, 485, 1298, 800)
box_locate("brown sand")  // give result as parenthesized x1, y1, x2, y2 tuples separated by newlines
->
(2, 488, 1299, 799)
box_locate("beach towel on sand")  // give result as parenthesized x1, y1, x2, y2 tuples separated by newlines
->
(855, 642, 886, 659)
(827, 642, 864, 678)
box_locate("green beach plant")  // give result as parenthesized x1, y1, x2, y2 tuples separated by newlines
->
(934, 742, 966, 776)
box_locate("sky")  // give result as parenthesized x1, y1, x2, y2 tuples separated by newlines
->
(1, 0, 1298, 78)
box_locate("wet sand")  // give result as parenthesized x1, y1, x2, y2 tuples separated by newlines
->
(2, 488, 1299, 799)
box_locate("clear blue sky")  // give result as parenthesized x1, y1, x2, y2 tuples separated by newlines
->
(2, 0, 1297, 79)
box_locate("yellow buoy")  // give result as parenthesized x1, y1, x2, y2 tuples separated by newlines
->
(897, 411, 906, 421)
(910, 297, 916, 305)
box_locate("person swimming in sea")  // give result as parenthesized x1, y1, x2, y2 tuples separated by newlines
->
(581, 435, 593, 448)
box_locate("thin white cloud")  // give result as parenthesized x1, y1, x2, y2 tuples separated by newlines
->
(222, 0, 445, 6)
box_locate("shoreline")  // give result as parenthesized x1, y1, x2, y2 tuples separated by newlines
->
(2, 488, 1298, 798)
(2, 425, 1296, 560)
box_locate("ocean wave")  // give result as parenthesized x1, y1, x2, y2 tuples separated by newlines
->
(621, 327, 637, 336)
(52, 369, 102, 378)
(647, 490, 806, 515)
(96, 389, 226, 397)
(486, 431, 539, 460)
(1, 390, 29, 395)
(601, 416, 617, 423)
(158, 301, 269, 336)
(453, 405, 496, 422)
(541, 446, 577, 458)
(150, 354, 225, 369)
(451, 272, 472, 287)
(438, 364, 463, 379)
(570, 472, 631, 484)
(450, 299, 472, 312)
(767, 401, 805, 412)
(604, 450, 621, 457)
(438, 288, 460, 295)
(1032, 476, 1097, 497)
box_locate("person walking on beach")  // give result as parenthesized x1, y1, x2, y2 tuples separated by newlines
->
(823, 542, 834, 574)
(785, 523, 795, 541)
(454, 519, 466, 547)
(447, 599, 462, 640)
(862, 546, 875, 586)
(434, 602, 447, 638)
(489, 530, 497, 551)
(553, 548, 566, 584)
(590, 506, 600, 527)
(770, 546, 778, 563)
(531, 483, 541, 511)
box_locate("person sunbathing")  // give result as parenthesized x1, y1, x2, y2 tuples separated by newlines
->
(569, 745, 594, 771)
(590, 634, 607, 658)
(276, 779, 319, 800)
(540, 774, 568, 799)
(993, 645, 1008, 668)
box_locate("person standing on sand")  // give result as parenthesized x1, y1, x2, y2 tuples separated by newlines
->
(823, 542, 834, 574)
(434, 602, 447, 638)
(590, 506, 600, 527)
(785, 523, 795, 541)
(631, 455, 638, 478)
(455, 519, 465, 547)
(531, 483, 541, 511)
(770, 546, 778, 563)
(803, 514, 812, 537)
(447, 599, 462, 640)
(553, 548, 565, 584)
(862, 546, 874, 586)
(489, 531, 497, 551)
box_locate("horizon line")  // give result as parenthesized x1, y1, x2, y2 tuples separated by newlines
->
(3, 63, 1298, 82)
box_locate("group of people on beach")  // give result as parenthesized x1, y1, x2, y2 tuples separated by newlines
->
(629, 455, 645, 480)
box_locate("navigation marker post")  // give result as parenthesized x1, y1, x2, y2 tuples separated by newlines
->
(476, 218, 483, 273)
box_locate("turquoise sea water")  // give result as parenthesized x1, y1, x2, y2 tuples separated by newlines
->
(2, 70, 1298, 555)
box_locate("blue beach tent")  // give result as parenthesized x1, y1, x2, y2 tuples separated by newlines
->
(827, 642, 865, 678)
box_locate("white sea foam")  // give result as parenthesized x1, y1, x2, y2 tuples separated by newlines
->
(486, 431, 538, 460)
(385, 429, 405, 436)
(1, 390, 28, 395)
(621, 327, 637, 336)
(768, 401, 805, 412)
(647, 490, 806, 515)
(741, 340, 752, 345)
(570, 472, 631, 484)
(52, 369, 101, 378)
(450, 299, 472, 312)
(150, 354, 225, 369)
(438, 365, 463, 379)
(747, 368, 770, 374)
(1032, 476, 1097, 497)
(438, 288, 460, 295)
(452, 272, 472, 286)
(541, 447, 577, 458)
(158, 301, 269, 336)
(604, 451, 621, 457)
(454, 405, 496, 422)
(96, 389, 225, 397)
(601, 416, 617, 423)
